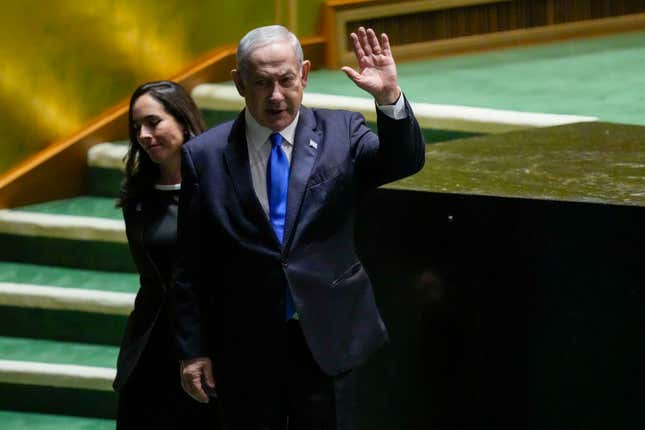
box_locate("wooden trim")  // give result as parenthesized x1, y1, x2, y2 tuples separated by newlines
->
(339, 12, 645, 65)
(339, 0, 505, 20)
(323, 0, 509, 67)
(0, 38, 325, 209)
(325, 0, 645, 67)
(325, 0, 382, 8)
(0, 103, 130, 209)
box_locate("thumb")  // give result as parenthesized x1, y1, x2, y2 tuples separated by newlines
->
(203, 360, 215, 388)
(341, 66, 361, 83)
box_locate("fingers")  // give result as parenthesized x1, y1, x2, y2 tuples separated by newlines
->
(189, 372, 209, 403)
(348, 32, 365, 61)
(358, 27, 372, 56)
(366, 28, 381, 55)
(180, 357, 212, 403)
(350, 27, 388, 58)
(380, 32, 392, 57)
(203, 361, 216, 389)
(341, 66, 361, 83)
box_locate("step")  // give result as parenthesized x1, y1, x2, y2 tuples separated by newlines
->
(10, 195, 123, 221)
(87, 141, 127, 198)
(0, 337, 118, 418)
(0, 262, 137, 315)
(192, 83, 597, 135)
(0, 262, 136, 344)
(0, 336, 117, 390)
(0, 198, 124, 241)
(0, 262, 138, 295)
(0, 410, 113, 429)
(0, 197, 133, 272)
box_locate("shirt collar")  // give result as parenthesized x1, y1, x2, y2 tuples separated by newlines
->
(244, 109, 300, 151)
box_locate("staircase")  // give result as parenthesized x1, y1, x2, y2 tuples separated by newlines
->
(0, 87, 237, 426)
(0, 142, 133, 428)
(0, 96, 235, 426)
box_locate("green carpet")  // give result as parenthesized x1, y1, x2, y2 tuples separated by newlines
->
(0, 235, 134, 272)
(0, 410, 113, 430)
(305, 31, 645, 126)
(88, 167, 125, 198)
(0, 336, 118, 368)
(17, 196, 122, 220)
(0, 307, 128, 345)
(0, 261, 137, 293)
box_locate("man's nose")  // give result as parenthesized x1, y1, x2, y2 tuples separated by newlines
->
(269, 81, 285, 101)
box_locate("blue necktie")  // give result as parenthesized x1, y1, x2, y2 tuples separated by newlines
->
(267, 132, 296, 320)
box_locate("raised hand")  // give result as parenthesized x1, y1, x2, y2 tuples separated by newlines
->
(341, 27, 400, 105)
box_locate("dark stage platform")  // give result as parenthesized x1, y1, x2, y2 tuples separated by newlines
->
(356, 121, 645, 429)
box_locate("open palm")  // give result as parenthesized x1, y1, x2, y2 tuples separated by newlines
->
(342, 27, 400, 105)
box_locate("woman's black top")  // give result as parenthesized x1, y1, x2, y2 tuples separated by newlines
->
(142, 186, 180, 285)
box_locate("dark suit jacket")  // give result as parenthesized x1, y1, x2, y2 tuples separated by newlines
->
(113, 198, 170, 391)
(174, 98, 425, 377)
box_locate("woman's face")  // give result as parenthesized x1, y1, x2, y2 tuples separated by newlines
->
(131, 93, 185, 166)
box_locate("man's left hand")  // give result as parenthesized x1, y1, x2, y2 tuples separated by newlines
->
(341, 26, 400, 105)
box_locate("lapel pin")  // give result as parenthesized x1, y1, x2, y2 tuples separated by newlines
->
(309, 140, 318, 149)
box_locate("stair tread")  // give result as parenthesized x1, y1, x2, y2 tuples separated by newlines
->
(0, 410, 113, 429)
(193, 82, 596, 134)
(87, 141, 128, 170)
(0, 262, 137, 294)
(14, 196, 122, 220)
(0, 336, 118, 368)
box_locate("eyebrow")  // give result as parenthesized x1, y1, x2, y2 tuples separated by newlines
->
(252, 67, 297, 78)
(133, 114, 160, 122)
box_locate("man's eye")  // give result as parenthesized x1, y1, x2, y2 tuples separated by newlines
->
(280, 77, 295, 87)
(254, 79, 269, 87)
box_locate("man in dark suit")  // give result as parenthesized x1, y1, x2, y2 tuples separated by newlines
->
(175, 25, 425, 429)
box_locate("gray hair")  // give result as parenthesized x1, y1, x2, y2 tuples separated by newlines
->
(236, 25, 303, 80)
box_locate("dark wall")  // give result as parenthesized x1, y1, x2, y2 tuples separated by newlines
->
(355, 188, 645, 429)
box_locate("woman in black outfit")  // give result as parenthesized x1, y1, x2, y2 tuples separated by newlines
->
(113, 80, 217, 428)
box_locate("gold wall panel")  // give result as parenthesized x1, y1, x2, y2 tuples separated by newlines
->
(0, 0, 324, 173)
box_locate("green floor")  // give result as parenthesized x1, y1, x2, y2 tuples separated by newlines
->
(0, 337, 118, 368)
(0, 411, 113, 430)
(305, 31, 645, 126)
(0, 261, 137, 293)
(17, 196, 122, 220)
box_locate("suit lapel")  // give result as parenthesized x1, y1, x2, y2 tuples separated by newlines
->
(283, 107, 320, 250)
(223, 112, 280, 246)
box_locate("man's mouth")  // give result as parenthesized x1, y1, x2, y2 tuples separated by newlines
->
(266, 107, 285, 116)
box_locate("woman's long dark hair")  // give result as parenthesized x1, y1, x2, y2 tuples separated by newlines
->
(117, 80, 206, 208)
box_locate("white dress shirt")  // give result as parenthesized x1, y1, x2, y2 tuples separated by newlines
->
(245, 94, 407, 216)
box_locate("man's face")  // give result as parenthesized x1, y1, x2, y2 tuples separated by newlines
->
(233, 41, 310, 132)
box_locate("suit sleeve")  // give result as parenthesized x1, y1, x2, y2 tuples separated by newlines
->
(351, 93, 426, 193)
(173, 144, 208, 359)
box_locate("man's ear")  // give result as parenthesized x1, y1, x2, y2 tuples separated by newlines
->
(300, 60, 311, 88)
(231, 69, 246, 97)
